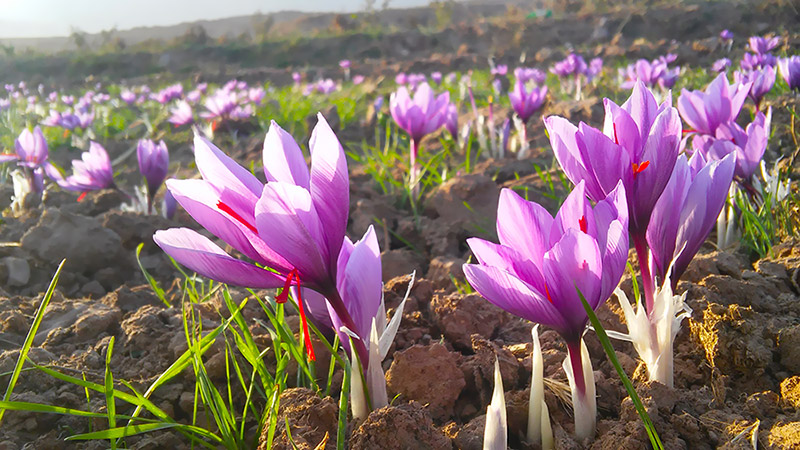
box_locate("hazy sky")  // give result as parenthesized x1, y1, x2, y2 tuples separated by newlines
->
(0, 0, 429, 38)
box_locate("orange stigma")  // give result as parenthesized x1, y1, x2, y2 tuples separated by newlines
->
(275, 269, 315, 361)
(632, 160, 650, 178)
(216, 201, 258, 234)
(544, 283, 554, 304)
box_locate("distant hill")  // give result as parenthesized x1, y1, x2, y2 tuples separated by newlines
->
(0, 0, 533, 54)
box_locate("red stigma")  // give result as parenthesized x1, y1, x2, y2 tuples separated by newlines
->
(682, 129, 696, 134)
(275, 269, 316, 361)
(76, 192, 87, 202)
(632, 160, 650, 178)
(216, 201, 258, 234)
(579, 215, 588, 233)
(544, 283, 554, 304)
(612, 123, 619, 145)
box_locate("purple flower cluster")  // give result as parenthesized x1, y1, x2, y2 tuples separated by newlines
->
(619, 55, 679, 90)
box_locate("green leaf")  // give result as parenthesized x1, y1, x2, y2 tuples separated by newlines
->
(577, 287, 664, 450)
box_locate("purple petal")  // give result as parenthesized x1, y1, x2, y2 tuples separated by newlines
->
(255, 182, 331, 288)
(153, 228, 285, 288)
(463, 264, 568, 332)
(263, 120, 310, 189)
(495, 188, 553, 267)
(309, 113, 349, 272)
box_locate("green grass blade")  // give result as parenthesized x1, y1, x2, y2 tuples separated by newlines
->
(135, 243, 169, 306)
(0, 259, 65, 424)
(104, 336, 117, 450)
(577, 288, 663, 450)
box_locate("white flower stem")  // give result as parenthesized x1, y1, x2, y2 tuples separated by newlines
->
(528, 325, 554, 449)
(563, 337, 596, 441)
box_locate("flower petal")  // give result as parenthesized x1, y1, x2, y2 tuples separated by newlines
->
(309, 113, 349, 272)
(153, 228, 285, 288)
(463, 264, 568, 332)
(255, 182, 330, 288)
(263, 120, 310, 189)
(496, 188, 553, 267)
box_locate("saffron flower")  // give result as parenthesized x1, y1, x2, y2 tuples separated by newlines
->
(678, 72, 751, 136)
(509, 78, 548, 124)
(57, 141, 116, 192)
(778, 56, 800, 91)
(464, 181, 629, 440)
(137, 139, 169, 212)
(545, 81, 680, 236)
(647, 152, 736, 288)
(706, 108, 772, 184)
(735, 66, 776, 110)
(712, 58, 732, 73)
(748, 36, 780, 55)
(720, 29, 733, 41)
(0, 126, 53, 193)
(168, 100, 194, 126)
(389, 82, 450, 189)
(154, 115, 374, 365)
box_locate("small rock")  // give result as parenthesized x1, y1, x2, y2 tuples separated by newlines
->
(349, 401, 451, 450)
(20, 208, 123, 273)
(73, 305, 121, 340)
(768, 422, 800, 449)
(381, 249, 424, 282)
(780, 376, 800, 409)
(80, 280, 106, 298)
(778, 325, 800, 373)
(744, 391, 779, 418)
(386, 343, 465, 420)
(258, 388, 338, 450)
(1, 256, 30, 286)
(430, 293, 506, 350)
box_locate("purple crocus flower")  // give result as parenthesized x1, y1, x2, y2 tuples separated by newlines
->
(741, 51, 777, 72)
(0, 126, 53, 193)
(464, 181, 628, 439)
(712, 58, 731, 73)
(678, 72, 751, 136)
(248, 87, 266, 105)
(647, 151, 735, 288)
(352, 75, 365, 85)
(545, 81, 680, 315)
(545, 81, 680, 235)
(137, 139, 169, 211)
(395, 72, 408, 85)
(120, 90, 137, 105)
(491, 65, 508, 77)
(706, 108, 772, 183)
(390, 82, 450, 187)
(586, 57, 604, 82)
(339, 59, 351, 69)
(292, 72, 303, 86)
(431, 71, 443, 85)
(550, 53, 587, 77)
(153, 114, 371, 365)
(748, 36, 780, 55)
(0, 98, 9, 111)
(720, 29, 733, 41)
(515, 67, 546, 85)
(57, 142, 115, 192)
(734, 66, 775, 110)
(464, 181, 628, 341)
(168, 101, 194, 127)
(778, 56, 800, 91)
(509, 78, 547, 124)
(390, 82, 450, 143)
(315, 79, 338, 94)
